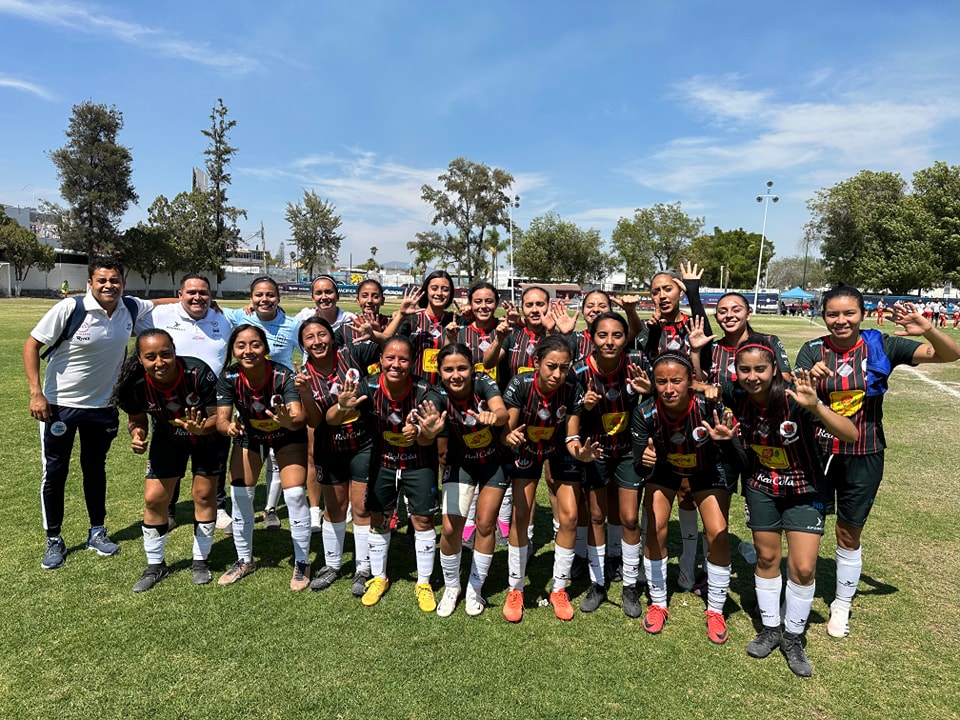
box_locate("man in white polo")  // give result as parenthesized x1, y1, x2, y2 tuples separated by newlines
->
(24, 257, 153, 570)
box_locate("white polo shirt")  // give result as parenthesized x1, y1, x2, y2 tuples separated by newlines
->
(31, 293, 154, 409)
(149, 303, 234, 375)
(293, 306, 356, 331)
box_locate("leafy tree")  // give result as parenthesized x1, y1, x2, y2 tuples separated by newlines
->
(765, 255, 829, 290)
(0, 210, 56, 296)
(201, 99, 246, 279)
(147, 190, 215, 283)
(410, 157, 515, 283)
(119, 223, 176, 292)
(284, 189, 343, 278)
(513, 212, 613, 285)
(277, 242, 286, 268)
(611, 202, 703, 288)
(912, 161, 960, 284)
(688, 227, 774, 288)
(46, 101, 137, 257)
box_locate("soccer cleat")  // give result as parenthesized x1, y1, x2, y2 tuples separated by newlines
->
(570, 555, 589, 580)
(310, 565, 341, 592)
(215, 508, 233, 535)
(643, 604, 669, 634)
(290, 561, 311, 591)
(606, 556, 623, 584)
(464, 584, 485, 617)
(746, 625, 783, 658)
(550, 588, 575, 621)
(191, 559, 213, 585)
(827, 601, 851, 638)
(351, 570, 372, 597)
(503, 589, 524, 623)
(780, 631, 813, 677)
(415, 583, 437, 612)
(705, 610, 729, 644)
(579, 583, 607, 613)
(86, 526, 120, 557)
(621, 584, 642, 618)
(41, 536, 67, 570)
(133, 562, 169, 593)
(263, 507, 281, 530)
(218, 559, 256, 585)
(361, 576, 389, 606)
(436, 586, 461, 617)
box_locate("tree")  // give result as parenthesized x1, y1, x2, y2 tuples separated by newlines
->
(912, 161, 960, 285)
(513, 212, 613, 285)
(687, 227, 775, 288)
(47, 101, 137, 257)
(611, 202, 703, 288)
(118, 223, 176, 292)
(806, 170, 939, 293)
(201, 98, 246, 279)
(0, 210, 56, 296)
(410, 157, 515, 283)
(276, 242, 286, 268)
(765, 255, 829, 290)
(285, 190, 343, 278)
(147, 190, 215, 283)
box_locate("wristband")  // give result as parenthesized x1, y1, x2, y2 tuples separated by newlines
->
(565, 435, 579, 443)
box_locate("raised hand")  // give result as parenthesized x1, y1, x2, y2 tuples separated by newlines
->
(466, 409, 500, 427)
(627, 363, 652, 395)
(679, 261, 703, 282)
(891, 301, 932, 336)
(501, 301, 522, 326)
(687, 315, 717, 351)
(807, 348, 835, 380)
(614, 294, 639, 309)
(399, 286, 423, 316)
(786, 369, 822, 409)
(641, 437, 657, 468)
(225, 414, 244, 438)
(494, 318, 513, 342)
(173, 406, 208, 435)
(582, 375, 601, 410)
(704, 408, 736, 441)
(335, 377, 367, 411)
(417, 400, 446, 438)
(551, 300, 579, 335)
(267, 401, 296, 429)
(573, 437, 603, 462)
(504, 423, 527, 449)
(445, 319, 460, 343)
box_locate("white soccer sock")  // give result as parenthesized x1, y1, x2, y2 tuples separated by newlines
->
(368, 529, 390, 579)
(553, 544, 575, 591)
(499, 485, 514, 525)
(142, 523, 168, 565)
(283, 485, 311, 564)
(192, 521, 214, 560)
(353, 524, 371, 573)
(621, 540, 641, 587)
(464, 489, 478, 528)
(607, 523, 623, 559)
(755, 573, 783, 628)
(265, 452, 282, 509)
(835, 545, 862, 608)
(644, 556, 667, 607)
(575, 525, 588, 558)
(414, 529, 436, 585)
(508, 543, 528, 591)
(322, 520, 346, 570)
(784, 579, 816, 635)
(587, 543, 606, 586)
(231, 485, 256, 562)
(440, 551, 461, 589)
(705, 560, 731, 614)
(469, 550, 493, 594)
(678, 508, 699, 581)
(310, 505, 322, 528)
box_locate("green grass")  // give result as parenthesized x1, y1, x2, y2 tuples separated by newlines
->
(2, 301, 959, 720)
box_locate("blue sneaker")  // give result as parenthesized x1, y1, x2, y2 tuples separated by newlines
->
(86, 526, 120, 556)
(42, 536, 67, 569)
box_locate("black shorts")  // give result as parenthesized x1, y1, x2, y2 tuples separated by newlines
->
(582, 456, 643, 491)
(146, 432, 227, 480)
(366, 465, 439, 516)
(647, 463, 729, 494)
(744, 486, 826, 535)
(822, 452, 884, 528)
(507, 454, 582, 483)
(317, 448, 372, 485)
(236, 427, 308, 456)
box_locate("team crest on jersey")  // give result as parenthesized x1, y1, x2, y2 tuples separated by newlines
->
(692, 425, 709, 445)
(345, 368, 361, 383)
(779, 420, 799, 445)
(185, 393, 200, 406)
(556, 405, 567, 420)
(270, 394, 285, 409)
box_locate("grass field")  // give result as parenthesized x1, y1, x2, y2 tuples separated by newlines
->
(2, 297, 959, 720)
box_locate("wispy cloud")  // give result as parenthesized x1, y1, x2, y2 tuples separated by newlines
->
(0, 0, 257, 73)
(0, 72, 55, 100)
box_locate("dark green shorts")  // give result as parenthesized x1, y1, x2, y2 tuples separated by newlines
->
(441, 464, 509, 516)
(317, 448, 371, 486)
(146, 433, 227, 480)
(744, 487, 826, 535)
(583, 456, 643, 491)
(822, 452, 884, 528)
(366, 465, 439, 516)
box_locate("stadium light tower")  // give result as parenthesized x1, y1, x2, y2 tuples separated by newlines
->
(508, 194, 520, 303)
(752, 181, 779, 313)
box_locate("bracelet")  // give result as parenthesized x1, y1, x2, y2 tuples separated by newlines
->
(565, 435, 579, 443)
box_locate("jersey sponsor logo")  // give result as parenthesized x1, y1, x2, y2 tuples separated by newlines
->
(383, 430, 415, 447)
(667, 452, 697, 468)
(526, 426, 555, 442)
(750, 444, 789, 469)
(422, 348, 439, 373)
(601, 411, 628, 435)
(367, 362, 381, 374)
(829, 390, 864, 417)
(249, 417, 281, 432)
(475, 362, 497, 380)
(463, 427, 493, 449)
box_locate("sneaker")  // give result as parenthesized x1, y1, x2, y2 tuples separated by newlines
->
(436, 586, 461, 617)
(746, 625, 783, 658)
(415, 583, 437, 612)
(191, 559, 213, 585)
(705, 609, 728, 644)
(571, 555, 589, 580)
(643, 604, 669, 634)
(550, 589, 575, 621)
(503, 589, 524, 623)
(41, 536, 67, 570)
(215, 508, 233, 534)
(218, 559, 256, 585)
(692, 571, 709, 598)
(606, 556, 623, 584)
(290, 561, 311, 591)
(86, 526, 120, 557)
(263, 507, 281, 530)
(827, 600, 851, 638)
(361, 576, 389, 606)
(133, 562, 169, 593)
(167, 514, 177, 531)
(310, 565, 341, 592)
(780, 631, 813, 677)
(464, 584, 485, 617)
(579, 583, 607, 613)
(622, 584, 642, 618)
(351, 570, 372, 597)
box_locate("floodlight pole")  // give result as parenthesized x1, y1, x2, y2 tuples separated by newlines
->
(752, 181, 779, 313)
(508, 194, 520, 303)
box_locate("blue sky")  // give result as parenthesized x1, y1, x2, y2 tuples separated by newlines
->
(2, 1, 959, 271)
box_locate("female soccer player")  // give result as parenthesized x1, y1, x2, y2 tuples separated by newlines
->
(215, 325, 311, 589)
(574, 312, 651, 616)
(631, 352, 737, 644)
(570, 290, 643, 361)
(337, 278, 392, 351)
(500, 335, 596, 622)
(293, 274, 356, 331)
(795, 286, 960, 639)
(424, 344, 509, 617)
(295, 317, 379, 595)
(113, 329, 225, 592)
(726, 340, 858, 676)
(328, 336, 440, 611)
